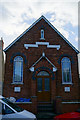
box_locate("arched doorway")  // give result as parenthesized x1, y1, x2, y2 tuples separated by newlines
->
(37, 71, 51, 102)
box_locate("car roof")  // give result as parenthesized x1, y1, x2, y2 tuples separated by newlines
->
(0, 95, 4, 99)
(55, 112, 80, 118)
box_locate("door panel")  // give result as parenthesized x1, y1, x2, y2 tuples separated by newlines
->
(37, 76, 50, 102)
(37, 78, 42, 92)
(44, 78, 50, 91)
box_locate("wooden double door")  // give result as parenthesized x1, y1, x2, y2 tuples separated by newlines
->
(37, 71, 51, 102)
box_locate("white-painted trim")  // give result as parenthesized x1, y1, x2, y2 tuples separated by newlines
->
(24, 42, 60, 50)
(42, 52, 45, 57)
(53, 67, 57, 72)
(31, 56, 43, 67)
(4, 15, 79, 53)
(45, 56, 56, 68)
(29, 67, 34, 72)
(47, 45, 60, 50)
(36, 42, 49, 45)
(62, 102, 80, 104)
(24, 44, 38, 49)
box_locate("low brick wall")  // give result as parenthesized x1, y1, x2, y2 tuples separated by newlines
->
(61, 103, 80, 113)
(15, 102, 32, 112)
(15, 97, 37, 114)
(55, 96, 80, 114)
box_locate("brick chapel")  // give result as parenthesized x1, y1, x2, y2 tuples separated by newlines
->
(3, 16, 80, 114)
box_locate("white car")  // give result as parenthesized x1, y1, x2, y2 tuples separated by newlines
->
(0, 95, 36, 120)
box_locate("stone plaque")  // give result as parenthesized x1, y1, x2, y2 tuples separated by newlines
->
(14, 87, 21, 92)
(65, 87, 70, 92)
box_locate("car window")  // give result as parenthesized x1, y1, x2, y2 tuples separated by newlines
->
(2, 104, 15, 114)
(2, 98, 23, 112)
(0, 101, 14, 115)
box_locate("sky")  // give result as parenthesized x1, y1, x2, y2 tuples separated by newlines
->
(0, 0, 80, 73)
(0, 0, 79, 49)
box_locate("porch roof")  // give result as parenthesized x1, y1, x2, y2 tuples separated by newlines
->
(29, 52, 57, 72)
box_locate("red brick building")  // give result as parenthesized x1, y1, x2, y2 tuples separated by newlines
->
(3, 16, 80, 114)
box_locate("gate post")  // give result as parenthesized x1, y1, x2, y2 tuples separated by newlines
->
(56, 96, 62, 114)
(31, 96, 37, 114)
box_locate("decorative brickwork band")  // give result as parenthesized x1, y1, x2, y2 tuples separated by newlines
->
(58, 54, 74, 64)
(10, 52, 27, 64)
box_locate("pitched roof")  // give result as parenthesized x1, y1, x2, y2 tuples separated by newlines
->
(4, 15, 79, 53)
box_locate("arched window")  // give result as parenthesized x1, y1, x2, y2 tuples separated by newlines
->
(13, 56, 23, 83)
(40, 29, 44, 39)
(61, 57, 72, 84)
(37, 71, 49, 76)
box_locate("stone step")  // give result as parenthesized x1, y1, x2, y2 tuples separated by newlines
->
(36, 112, 56, 119)
(37, 104, 56, 120)
(38, 104, 53, 107)
(38, 108, 53, 112)
(37, 104, 54, 112)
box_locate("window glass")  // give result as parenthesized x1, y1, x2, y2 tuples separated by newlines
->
(61, 57, 72, 83)
(44, 78, 50, 91)
(37, 71, 49, 76)
(37, 78, 42, 91)
(2, 104, 14, 114)
(13, 56, 23, 83)
(41, 29, 44, 39)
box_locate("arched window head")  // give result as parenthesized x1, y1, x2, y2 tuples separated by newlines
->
(13, 56, 23, 83)
(40, 29, 45, 40)
(61, 57, 72, 84)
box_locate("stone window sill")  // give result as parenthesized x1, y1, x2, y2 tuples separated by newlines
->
(40, 38, 45, 40)
(62, 82, 73, 85)
(11, 82, 23, 85)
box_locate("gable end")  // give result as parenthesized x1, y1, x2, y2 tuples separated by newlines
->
(4, 15, 79, 54)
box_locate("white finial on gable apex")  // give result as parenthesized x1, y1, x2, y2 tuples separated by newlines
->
(42, 52, 45, 57)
